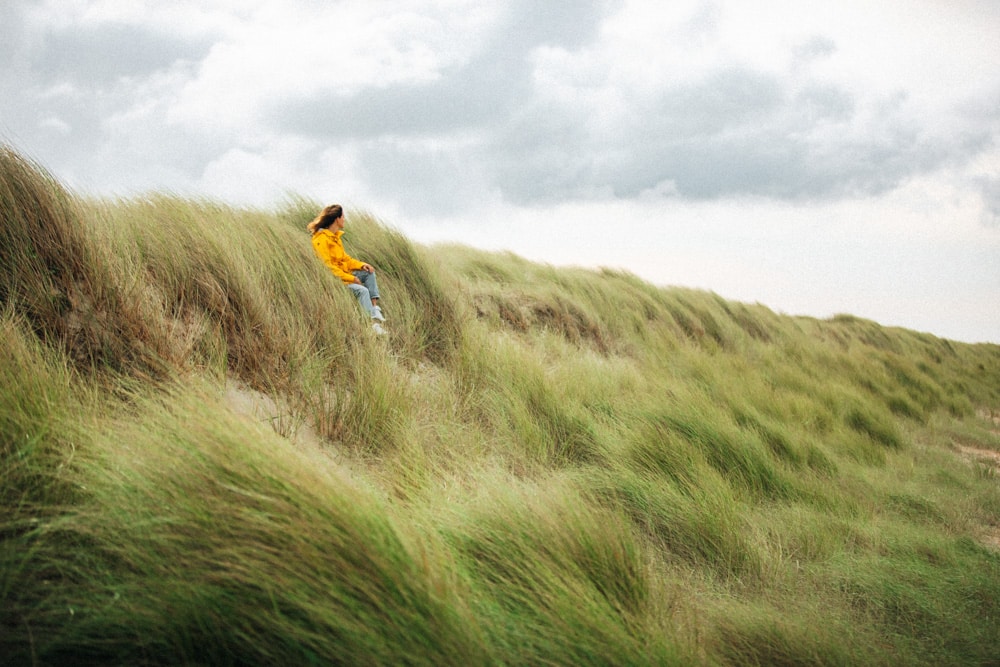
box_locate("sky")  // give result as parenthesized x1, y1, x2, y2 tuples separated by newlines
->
(2, 0, 999, 344)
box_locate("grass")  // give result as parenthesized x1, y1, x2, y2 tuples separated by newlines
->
(2, 143, 1000, 665)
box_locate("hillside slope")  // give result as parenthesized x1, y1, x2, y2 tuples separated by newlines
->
(3, 145, 1000, 665)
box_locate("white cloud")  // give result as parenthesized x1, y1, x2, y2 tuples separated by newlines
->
(167, 1, 496, 136)
(196, 136, 375, 207)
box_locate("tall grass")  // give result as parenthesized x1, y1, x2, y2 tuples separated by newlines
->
(441, 478, 685, 664)
(0, 309, 76, 510)
(3, 144, 1000, 665)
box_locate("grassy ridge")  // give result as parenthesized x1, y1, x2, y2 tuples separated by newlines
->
(2, 145, 1000, 665)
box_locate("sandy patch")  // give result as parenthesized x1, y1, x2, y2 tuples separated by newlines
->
(224, 379, 327, 451)
(949, 414, 1000, 550)
(954, 443, 1000, 467)
(976, 408, 1000, 437)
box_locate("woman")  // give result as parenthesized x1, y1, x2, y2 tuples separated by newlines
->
(308, 204, 387, 335)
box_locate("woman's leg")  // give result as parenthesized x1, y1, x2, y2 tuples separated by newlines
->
(347, 283, 377, 318)
(352, 270, 384, 321)
(353, 270, 380, 303)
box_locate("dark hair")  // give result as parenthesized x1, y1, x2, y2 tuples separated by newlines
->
(307, 204, 343, 233)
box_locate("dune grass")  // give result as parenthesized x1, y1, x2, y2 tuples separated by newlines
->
(3, 144, 1000, 665)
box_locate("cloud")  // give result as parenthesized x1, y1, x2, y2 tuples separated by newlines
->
(269, 0, 615, 139)
(31, 22, 213, 86)
(0, 4, 27, 64)
(977, 176, 1000, 227)
(434, 58, 991, 209)
(259, 0, 617, 212)
(0, 1, 219, 192)
(793, 35, 837, 62)
(250, 1, 1000, 217)
(3, 0, 999, 222)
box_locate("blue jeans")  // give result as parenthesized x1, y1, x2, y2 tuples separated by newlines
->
(347, 270, 380, 318)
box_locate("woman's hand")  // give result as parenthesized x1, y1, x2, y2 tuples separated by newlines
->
(361, 263, 375, 273)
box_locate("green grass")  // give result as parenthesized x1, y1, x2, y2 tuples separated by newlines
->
(3, 144, 1000, 665)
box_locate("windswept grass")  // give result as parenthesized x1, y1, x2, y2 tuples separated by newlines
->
(3, 144, 1000, 665)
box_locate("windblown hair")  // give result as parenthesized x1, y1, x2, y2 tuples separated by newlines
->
(307, 204, 343, 233)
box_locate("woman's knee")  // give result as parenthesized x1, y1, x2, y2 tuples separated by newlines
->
(348, 284, 370, 301)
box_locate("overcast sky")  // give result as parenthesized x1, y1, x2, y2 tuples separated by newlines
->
(3, 0, 999, 343)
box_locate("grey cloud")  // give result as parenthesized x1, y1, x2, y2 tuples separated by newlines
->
(0, 4, 31, 136)
(278, 0, 996, 215)
(271, 0, 616, 140)
(793, 85, 854, 122)
(0, 3, 28, 63)
(297, 46, 996, 216)
(33, 23, 214, 86)
(8, 1, 992, 221)
(481, 94, 606, 203)
(502, 0, 618, 51)
(275, 52, 529, 139)
(976, 176, 1000, 227)
(971, 96, 1000, 226)
(648, 68, 786, 138)
(794, 35, 837, 61)
(485, 65, 994, 206)
(489, 67, 793, 203)
(269, 0, 617, 212)
(357, 140, 489, 215)
(3, 78, 224, 197)
(0, 7, 219, 192)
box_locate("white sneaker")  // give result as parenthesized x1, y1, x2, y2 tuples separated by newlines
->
(372, 322, 387, 335)
(372, 306, 385, 322)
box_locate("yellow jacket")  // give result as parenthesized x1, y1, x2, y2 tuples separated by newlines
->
(311, 229, 366, 284)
